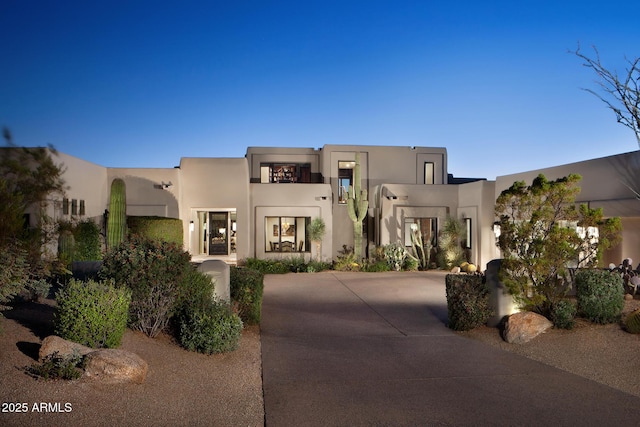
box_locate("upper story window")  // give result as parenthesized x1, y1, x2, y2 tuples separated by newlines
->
(260, 163, 311, 183)
(338, 161, 355, 204)
(424, 162, 434, 184)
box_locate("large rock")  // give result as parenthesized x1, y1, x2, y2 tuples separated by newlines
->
(504, 311, 553, 344)
(83, 349, 148, 384)
(39, 336, 148, 384)
(39, 335, 93, 361)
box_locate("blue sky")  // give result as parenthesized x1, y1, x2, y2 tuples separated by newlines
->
(1, 1, 639, 179)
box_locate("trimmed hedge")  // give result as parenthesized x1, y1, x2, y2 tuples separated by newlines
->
(54, 279, 131, 348)
(575, 269, 624, 324)
(230, 266, 264, 325)
(445, 274, 493, 331)
(74, 219, 102, 261)
(127, 216, 183, 246)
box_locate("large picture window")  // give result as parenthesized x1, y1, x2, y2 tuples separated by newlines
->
(265, 216, 310, 252)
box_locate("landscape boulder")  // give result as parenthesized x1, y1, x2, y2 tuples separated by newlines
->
(503, 311, 553, 344)
(39, 335, 93, 361)
(39, 336, 148, 384)
(83, 349, 148, 384)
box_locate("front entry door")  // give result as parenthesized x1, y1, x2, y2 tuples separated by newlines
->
(209, 212, 229, 255)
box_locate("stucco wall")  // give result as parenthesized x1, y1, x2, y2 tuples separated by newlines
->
(179, 158, 250, 258)
(57, 152, 109, 221)
(250, 183, 332, 261)
(107, 168, 181, 219)
(457, 180, 497, 269)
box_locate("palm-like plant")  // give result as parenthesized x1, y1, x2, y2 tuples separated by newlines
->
(307, 217, 326, 261)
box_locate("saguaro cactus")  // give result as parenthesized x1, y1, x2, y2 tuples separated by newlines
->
(346, 152, 368, 260)
(107, 178, 127, 249)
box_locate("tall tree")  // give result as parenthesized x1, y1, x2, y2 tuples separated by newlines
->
(495, 173, 621, 316)
(574, 45, 640, 147)
(0, 127, 66, 307)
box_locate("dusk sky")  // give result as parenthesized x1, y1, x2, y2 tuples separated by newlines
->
(1, 1, 639, 179)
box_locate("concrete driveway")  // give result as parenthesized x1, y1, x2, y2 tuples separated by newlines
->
(261, 271, 640, 426)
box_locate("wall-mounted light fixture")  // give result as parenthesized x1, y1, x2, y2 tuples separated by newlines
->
(161, 181, 173, 189)
(189, 220, 195, 232)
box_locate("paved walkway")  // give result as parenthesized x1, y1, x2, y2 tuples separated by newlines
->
(261, 271, 640, 426)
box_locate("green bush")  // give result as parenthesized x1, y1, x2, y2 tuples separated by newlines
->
(230, 266, 264, 325)
(243, 257, 290, 274)
(0, 242, 30, 310)
(74, 219, 102, 261)
(306, 260, 332, 273)
(403, 256, 419, 271)
(26, 351, 84, 381)
(575, 269, 624, 324)
(362, 260, 391, 272)
(177, 301, 243, 354)
(127, 216, 183, 246)
(54, 279, 131, 348)
(551, 299, 577, 329)
(174, 267, 215, 317)
(445, 274, 493, 331)
(100, 235, 191, 337)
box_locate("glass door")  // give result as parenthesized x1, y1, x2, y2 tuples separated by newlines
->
(209, 212, 229, 255)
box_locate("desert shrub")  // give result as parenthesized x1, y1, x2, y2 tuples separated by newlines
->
(445, 273, 493, 331)
(127, 216, 183, 246)
(284, 256, 308, 273)
(100, 235, 191, 337)
(177, 300, 243, 354)
(362, 260, 391, 272)
(230, 266, 264, 325)
(174, 267, 215, 316)
(437, 216, 466, 270)
(74, 219, 102, 261)
(306, 260, 332, 273)
(403, 256, 419, 271)
(575, 269, 624, 324)
(243, 258, 290, 274)
(0, 242, 30, 310)
(54, 279, 130, 348)
(550, 299, 577, 329)
(26, 351, 84, 381)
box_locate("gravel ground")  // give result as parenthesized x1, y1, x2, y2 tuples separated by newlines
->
(0, 299, 263, 427)
(460, 298, 640, 398)
(2, 296, 639, 427)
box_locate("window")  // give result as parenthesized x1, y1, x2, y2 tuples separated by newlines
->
(265, 216, 310, 252)
(71, 199, 78, 215)
(79, 200, 86, 216)
(338, 161, 355, 204)
(404, 218, 437, 248)
(260, 163, 312, 183)
(62, 198, 69, 215)
(424, 162, 434, 184)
